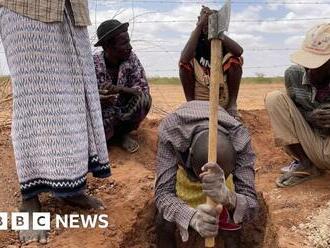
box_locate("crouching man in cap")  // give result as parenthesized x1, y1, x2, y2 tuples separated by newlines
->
(265, 23, 330, 187)
(93, 19, 152, 153)
(154, 101, 258, 247)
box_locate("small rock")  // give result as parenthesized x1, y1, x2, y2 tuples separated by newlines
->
(141, 185, 149, 191)
(129, 205, 135, 210)
(298, 223, 305, 229)
(108, 230, 117, 237)
(147, 175, 155, 180)
(108, 224, 117, 230)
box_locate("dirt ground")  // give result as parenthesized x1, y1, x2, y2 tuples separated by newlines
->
(0, 83, 330, 248)
(149, 83, 285, 117)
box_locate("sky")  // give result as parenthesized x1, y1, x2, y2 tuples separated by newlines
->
(0, 0, 329, 77)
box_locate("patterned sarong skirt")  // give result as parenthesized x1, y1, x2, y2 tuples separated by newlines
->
(0, 6, 111, 199)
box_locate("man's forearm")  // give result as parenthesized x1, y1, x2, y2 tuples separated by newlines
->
(225, 191, 237, 211)
(180, 24, 203, 63)
(179, 67, 195, 101)
(117, 86, 141, 95)
(222, 34, 243, 57)
(232, 139, 258, 223)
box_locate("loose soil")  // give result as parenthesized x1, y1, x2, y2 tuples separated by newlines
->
(0, 84, 329, 248)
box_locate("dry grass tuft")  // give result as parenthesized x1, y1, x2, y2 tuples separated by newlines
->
(0, 77, 12, 130)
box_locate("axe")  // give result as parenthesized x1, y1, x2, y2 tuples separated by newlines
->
(205, 1, 231, 247)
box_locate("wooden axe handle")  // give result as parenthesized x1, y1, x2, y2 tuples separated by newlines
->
(205, 39, 224, 248)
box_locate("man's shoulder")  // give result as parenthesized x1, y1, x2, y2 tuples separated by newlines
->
(158, 107, 182, 132)
(92, 51, 106, 81)
(158, 102, 196, 129)
(159, 101, 227, 131)
(127, 51, 142, 64)
(175, 101, 209, 117)
(285, 65, 305, 79)
(161, 101, 240, 125)
(93, 51, 104, 64)
(284, 65, 306, 88)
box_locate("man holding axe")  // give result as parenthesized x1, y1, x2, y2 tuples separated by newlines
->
(155, 4, 257, 247)
(179, 4, 243, 120)
(154, 101, 258, 248)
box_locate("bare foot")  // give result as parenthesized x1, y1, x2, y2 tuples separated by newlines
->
(19, 196, 48, 244)
(58, 193, 105, 210)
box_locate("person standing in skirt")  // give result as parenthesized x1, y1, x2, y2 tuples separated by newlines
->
(0, 0, 111, 244)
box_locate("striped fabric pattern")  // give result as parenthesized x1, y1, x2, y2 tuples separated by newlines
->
(155, 101, 258, 238)
(0, 6, 110, 199)
(0, 0, 91, 26)
(284, 65, 330, 135)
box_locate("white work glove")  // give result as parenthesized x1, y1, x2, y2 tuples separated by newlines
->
(189, 204, 222, 238)
(200, 162, 237, 208)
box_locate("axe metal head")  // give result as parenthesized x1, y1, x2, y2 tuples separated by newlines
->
(208, 0, 231, 40)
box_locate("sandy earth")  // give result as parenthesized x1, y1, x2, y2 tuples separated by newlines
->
(149, 83, 285, 117)
(0, 83, 330, 248)
(298, 201, 330, 248)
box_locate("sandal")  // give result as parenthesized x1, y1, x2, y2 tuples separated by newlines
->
(280, 160, 300, 174)
(276, 166, 322, 188)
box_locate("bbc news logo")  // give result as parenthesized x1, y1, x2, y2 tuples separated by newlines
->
(0, 212, 109, 230)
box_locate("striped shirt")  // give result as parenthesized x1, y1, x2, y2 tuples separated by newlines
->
(285, 65, 330, 133)
(155, 101, 258, 238)
(0, 0, 91, 26)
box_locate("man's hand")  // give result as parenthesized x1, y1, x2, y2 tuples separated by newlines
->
(197, 6, 212, 28)
(120, 87, 141, 96)
(99, 88, 117, 107)
(200, 162, 236, 208)
(101, 85, 122, 95)
(99, 86, 141, 104)
(307, 107, 330, 129)
(189, 204, 222, 238)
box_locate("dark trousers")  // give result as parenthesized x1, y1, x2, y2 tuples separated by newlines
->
(102, 94, 152, 141)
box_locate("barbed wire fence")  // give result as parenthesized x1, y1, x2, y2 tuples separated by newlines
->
(87, 0, 330, 116)
(0, 0, 330, 121)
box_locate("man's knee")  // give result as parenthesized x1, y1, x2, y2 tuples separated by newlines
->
(228, 62, 242, 73)
(265, 90, 287, 111)
(138, 92, 152, 120)
(226, 63, 243, 79)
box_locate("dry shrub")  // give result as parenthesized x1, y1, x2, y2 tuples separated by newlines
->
(0, 77, 12, 130)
